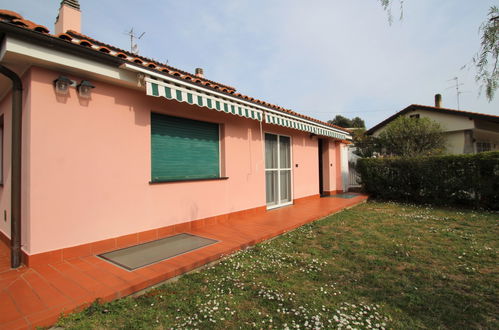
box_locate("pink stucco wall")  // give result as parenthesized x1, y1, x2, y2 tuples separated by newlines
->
(0, 66, 347, 255)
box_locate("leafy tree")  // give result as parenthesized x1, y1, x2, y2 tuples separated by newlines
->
(379, 1, 499, 101)
(474, 6, 499, 101)
(329, 115, 366, 128)
(328, 115, 352, 127)
(378, 116, 446, 157)
(351, 117, 366, 128)
(352, 128, 380, 158)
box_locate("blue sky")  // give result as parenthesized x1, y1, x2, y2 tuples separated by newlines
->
(2, 0, 498, 128)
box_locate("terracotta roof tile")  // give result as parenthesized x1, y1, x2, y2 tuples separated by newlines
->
(63, 30, 237, 93)
(0, 9, 23, 20)
(98, 46, 111, 53)
(0, 9, 351, 134)
(57, 32, 73, 41)
(10, 18, 28, 28)
(115, 52, 128, 59)
(9, 18, 49, 33)
(78, 39, 92, 47)
(132, 57, 144, 64)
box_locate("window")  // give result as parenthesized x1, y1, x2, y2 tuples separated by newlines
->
(151, 113, 220, 182)
(476, 141, 491, 153)
(409, 114, 420, 119)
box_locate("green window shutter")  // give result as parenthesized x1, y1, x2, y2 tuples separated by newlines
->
(164, 86, 172, 99)
(151, 83, 159, 96)
(151, 113, 220, 181)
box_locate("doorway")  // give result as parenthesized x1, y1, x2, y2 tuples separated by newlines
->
(318, 138, 324, 196)
(265, 133, 292, 209)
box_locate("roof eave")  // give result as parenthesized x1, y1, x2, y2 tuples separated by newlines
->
(0, 21, 124, 67)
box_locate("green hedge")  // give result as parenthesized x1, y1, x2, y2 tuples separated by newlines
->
(357, 151, 499, 209)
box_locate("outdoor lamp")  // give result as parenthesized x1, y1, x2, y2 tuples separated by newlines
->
(77, 80, 95, 98)
(53, 75, 72, 95)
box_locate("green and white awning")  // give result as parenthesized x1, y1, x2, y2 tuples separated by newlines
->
(265, 113, 348, 140)
(145, 76, 348, 140)
(146, 77, 263, 121)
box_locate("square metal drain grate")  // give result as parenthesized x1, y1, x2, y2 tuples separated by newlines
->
(99, 233, 218, 270)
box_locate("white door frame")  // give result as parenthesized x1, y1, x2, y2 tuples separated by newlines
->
(264, 132, 293, 210)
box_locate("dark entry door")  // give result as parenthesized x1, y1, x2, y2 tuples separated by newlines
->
(318, 139, 324, 196)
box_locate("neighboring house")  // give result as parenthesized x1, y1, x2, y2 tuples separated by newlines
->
(366, 95, 499, 154)
(0, 1, 351, 267)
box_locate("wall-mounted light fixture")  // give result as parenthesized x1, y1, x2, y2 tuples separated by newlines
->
(53, 75, 74, 95)
(76, 80, 95, 99)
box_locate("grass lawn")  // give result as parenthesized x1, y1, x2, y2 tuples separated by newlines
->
(56, 201, 498, 329)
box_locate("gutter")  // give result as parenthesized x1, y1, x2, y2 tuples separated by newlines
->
(0, 64, 22, 269)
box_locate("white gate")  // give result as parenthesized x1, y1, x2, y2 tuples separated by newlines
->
(348, 162, 361, 188)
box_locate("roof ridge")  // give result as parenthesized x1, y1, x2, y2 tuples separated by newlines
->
(65, 30, 237, 92)
(61, 31, 350, 132)
(411, 104, 499, 118)
(0, 8, 351, 134)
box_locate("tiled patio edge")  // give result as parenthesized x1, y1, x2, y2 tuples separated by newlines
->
(0, 194, 368, 329)
(23, 194, 324, 267)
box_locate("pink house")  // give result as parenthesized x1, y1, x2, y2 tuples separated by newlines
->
(0, 1, 351, 269)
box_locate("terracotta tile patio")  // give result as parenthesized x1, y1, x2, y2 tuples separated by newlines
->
(0, 194, 367, 329)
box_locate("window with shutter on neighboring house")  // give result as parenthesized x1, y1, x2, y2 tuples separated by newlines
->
(476, 141, 491, 153)
(151, 113, 220, 182)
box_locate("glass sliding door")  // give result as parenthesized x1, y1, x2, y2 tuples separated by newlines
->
(265, 133, 292, 208)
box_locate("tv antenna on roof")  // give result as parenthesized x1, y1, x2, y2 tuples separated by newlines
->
(446, 77, 468, 109)
(126, 28, 145, 55)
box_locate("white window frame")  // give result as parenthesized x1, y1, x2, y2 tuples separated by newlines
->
(264, 132, 293, 210)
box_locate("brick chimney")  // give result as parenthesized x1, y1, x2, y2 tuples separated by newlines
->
(55, 0, 81, 35)
(434, 94, 442, 108)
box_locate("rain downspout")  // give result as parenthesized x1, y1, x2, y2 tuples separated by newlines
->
(0, 64, 23, 269)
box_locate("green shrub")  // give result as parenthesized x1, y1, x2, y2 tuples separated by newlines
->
(357, 151, 499, 209)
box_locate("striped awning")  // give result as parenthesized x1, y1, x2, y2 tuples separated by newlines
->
(146, 77, 263, 121)
(144, 76, 348, 140)
(265, 113, 348, 140)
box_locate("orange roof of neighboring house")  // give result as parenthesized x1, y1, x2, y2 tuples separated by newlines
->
(0, 9, 350, 134)
(366, 103, 499, 135)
